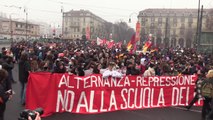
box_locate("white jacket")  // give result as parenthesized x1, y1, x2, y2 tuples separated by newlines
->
(143, 67, 155, 77)
(102, 69, 123, 78)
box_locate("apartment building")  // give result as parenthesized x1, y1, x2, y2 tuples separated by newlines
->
(138, 9, 212, 48)
(0, 17, 40, 40)
(62, 10, 107, 40)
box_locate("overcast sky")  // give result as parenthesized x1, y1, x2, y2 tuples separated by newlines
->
(0, 0, 212, 28)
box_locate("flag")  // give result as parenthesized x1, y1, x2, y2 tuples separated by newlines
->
(103, 39, 107, 45)
(142, 41, 152, 53)
(86, 26, 90, 40)
(135, 21, 141, 42)
(97, 37, 103, 46)
(142, 34, 153, 53)
(150, 47, 158, 53)
(107, 40, 114, 49)
(117, 41, 123, 48)
(127, 34, 136, 52)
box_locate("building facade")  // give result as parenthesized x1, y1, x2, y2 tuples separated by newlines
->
(63, 10, 107, 40)
(0, 17, 40, 40)
(138, 9, 211, 48)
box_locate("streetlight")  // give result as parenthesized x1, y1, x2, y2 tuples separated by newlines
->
(61, 2, 64, 40)
(196, 0, 201, 49)
(24, 7, 28, 41)
(128, 12, 138, 23)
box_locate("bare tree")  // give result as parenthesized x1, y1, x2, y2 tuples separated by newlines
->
(113, 21, 135, 42)
(103, 22, 113, 39)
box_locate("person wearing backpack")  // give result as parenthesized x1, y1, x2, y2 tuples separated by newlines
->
(201, 70, 213, 120)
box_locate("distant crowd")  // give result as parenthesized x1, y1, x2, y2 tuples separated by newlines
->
(2, 40, 212, 77)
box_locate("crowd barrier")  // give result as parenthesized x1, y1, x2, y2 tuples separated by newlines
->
(26, 73, 202, 117)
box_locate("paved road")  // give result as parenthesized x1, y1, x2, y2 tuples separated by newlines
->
(4, 64, 203, 120)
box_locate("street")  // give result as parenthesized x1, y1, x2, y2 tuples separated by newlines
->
(5, 64, 203, 120)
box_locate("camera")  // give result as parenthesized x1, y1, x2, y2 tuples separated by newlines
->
(18, 108, 43, 120)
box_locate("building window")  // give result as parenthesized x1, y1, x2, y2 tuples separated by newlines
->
(142, 18, 146, 22)
(181, 23, 185, 28)
(188, 17, 193, 23)
(173, 17, 177, 22)
(16, 24, 21, 28)
(173, 29, 176, 35)
(188, 23, 192, 27)
(151, 23, 154, 27)
(151, 17, 155, 22)
(181, 17, 185, 23)
(180, 30, 185, 35)
(83, 18, 85, 23)
(158, 17, 162, 25)
(158, 17, 162, 22)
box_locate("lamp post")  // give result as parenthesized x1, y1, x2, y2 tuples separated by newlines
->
(196, 0, 201, 49)
(24, 8, 28, 41)
(61, 2, 64, 40)
(128, 12, 138, 24)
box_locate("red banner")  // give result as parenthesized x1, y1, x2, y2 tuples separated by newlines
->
(86, 26, 90, 40)
(26, 73, 201, 117)
(135, 21, 141, 43)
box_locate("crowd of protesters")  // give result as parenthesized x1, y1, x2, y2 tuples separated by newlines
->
(0, 39, 213, 120)
(6, 39, 212, 77)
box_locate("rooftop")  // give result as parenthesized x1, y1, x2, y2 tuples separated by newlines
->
(138, 8, 211, 17)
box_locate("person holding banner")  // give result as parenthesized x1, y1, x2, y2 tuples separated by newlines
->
(18, 53, 31, 106)
(204, 70, 213, 120)
(126, 61, 140, 75)
(143, 63, 155, 77)
(102, 62, 122, 78)
(200, 69, 213, 120)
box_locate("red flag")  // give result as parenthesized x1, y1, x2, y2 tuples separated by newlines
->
(135, 21, 141, 42)
(86, 26, 90, 40)
(107, 40, 114, 49)
(117, 41, 122, 48)
(127, 34, 136, 53)
(103, 39, 107, 45)
(97, 37, 104, 46)
(142, 41, 152, 53)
